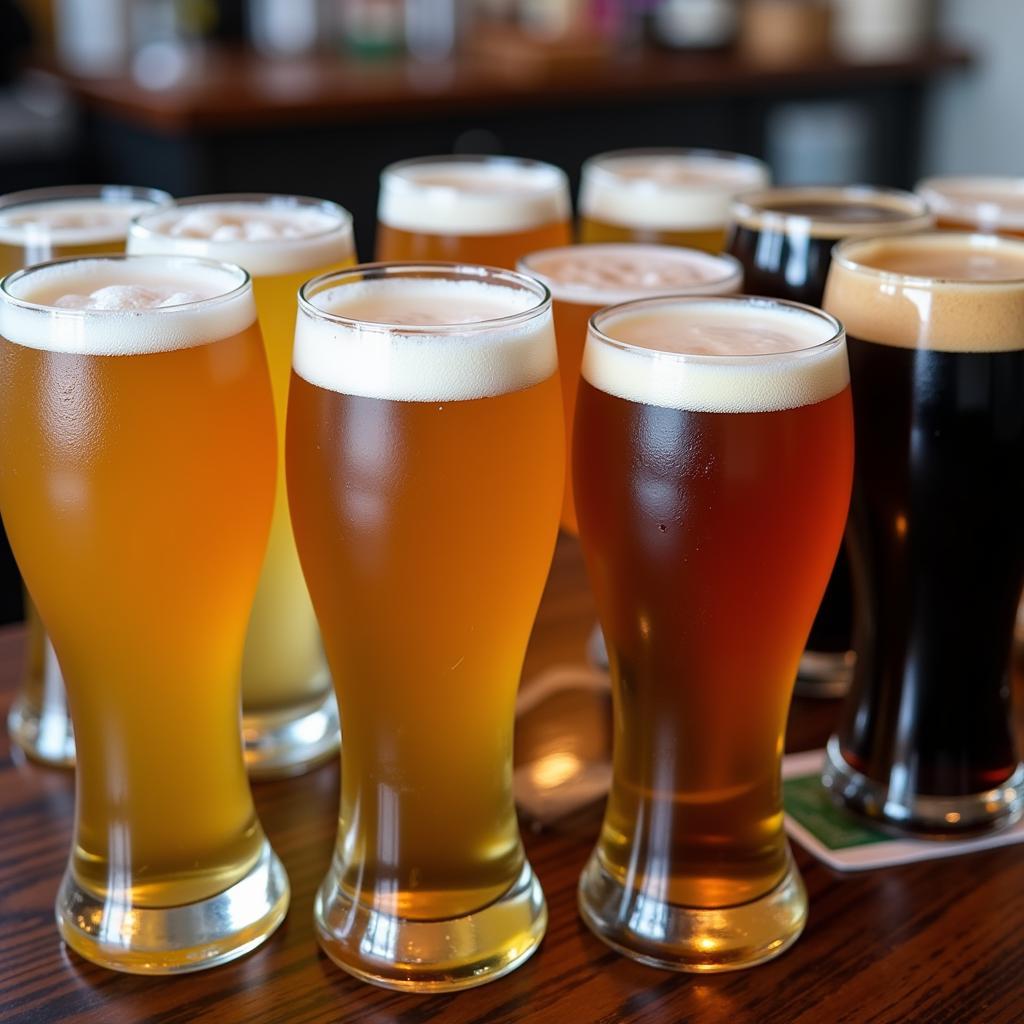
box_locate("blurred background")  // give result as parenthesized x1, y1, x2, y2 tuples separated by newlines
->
(0, 0, 1018, 620)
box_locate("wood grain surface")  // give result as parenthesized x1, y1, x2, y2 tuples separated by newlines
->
(1, 535, 1022, 1024)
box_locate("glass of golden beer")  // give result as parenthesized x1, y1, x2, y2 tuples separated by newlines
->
(518, 243, 743, 532)
(0, 184, 171, 768)
(574, 295, 853, 970)
(288, 263, 563, 990)
(129, 194, 355, 778)
(578, 148, 770, 253)
(916, 176, 1024, 237)
(375, 155, 572, 268)
(0, 254, 287, 972)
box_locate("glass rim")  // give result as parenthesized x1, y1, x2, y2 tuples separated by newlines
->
(916, 175, 1024, 229)
(0, 253, 252, 317)
(380, 154, 569, 195)
(582, 147, 768, 190)
(298, 261, 552, 335)
(831, 230, 1024, 287)
(0, 184, 173, 213)
(587, 293, 845, 364)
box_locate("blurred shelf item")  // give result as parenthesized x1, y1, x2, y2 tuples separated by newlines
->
(832, 0, 933, 61)
(739, 0, 832, 68)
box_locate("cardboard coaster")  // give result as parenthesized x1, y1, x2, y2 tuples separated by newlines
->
(783, 749, 1024, 871)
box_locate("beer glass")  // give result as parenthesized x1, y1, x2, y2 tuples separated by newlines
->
(916, 176, 1024, 237)
(518, 243, 743, 532)
(0, 184, 171, 767)
(578, 148, 769, 254)
(287, 263, 563, 990)
(375, 154, 571, 268)
(0, 254, 287, 972)
(129, 194, 355, 777)
(822, 231, 1024, 835)
(574, 295, 853, 970)
(728, 185, 932, 697)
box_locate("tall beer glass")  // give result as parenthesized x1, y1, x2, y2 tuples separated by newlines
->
(579, 148, 769, 254)
(129, 194, 355, 777)
(287, 263, 563, 990)
(375, 155, 571, 268)
(728, 185, 932, 697)
(822, 232, 1024, 835)
(574, 295, 853, 970)
(0, 184, 171, 767)
(518, 243, 743, 533)
(916, 176, 1024, 237)
(0, 255, 287, 972)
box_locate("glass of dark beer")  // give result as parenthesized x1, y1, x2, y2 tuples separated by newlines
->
(821, 231, 1024, 835)
(727, 186, 932, 697)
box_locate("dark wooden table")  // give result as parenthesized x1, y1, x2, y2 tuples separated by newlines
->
(2, 536, 1022, 1023)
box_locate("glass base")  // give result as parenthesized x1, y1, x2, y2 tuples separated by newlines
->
(56, 839, 289, 974)
(577, 849, 807, 973)
(793, 649, 855, 699)
(243, 687, 340, 780)
(7, 693, 75, 768)
(822, 735, 1024, 836)
(314, 859, 547, 992)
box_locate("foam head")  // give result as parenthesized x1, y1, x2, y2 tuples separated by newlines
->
(580, 149, 769, 231)
(824, 231, 1024, 353)
(128, 195, 355, 276)
(293, 266, 557, 402)
(377, 156, 571, 236)
(583, 295, 847, 413)
(916, 176, 1024, 232)
(520, 244, 743, 305)
(0, 255, 257, 355)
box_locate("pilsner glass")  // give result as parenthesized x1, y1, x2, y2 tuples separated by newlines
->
(129, 194, 355, 778)
(574, 295, 853, 970)
(916, 176, 1024, 237)
(0, 254, 287, 972)
(822, 231, 1024, 835)
(0, 184, 171, 767)
(518, 243, 743, 532)
(287, 263, 563, 990)
(578, 148, 769, 254)
(375, 154, 572, 268)
(727, 185, 932, 697)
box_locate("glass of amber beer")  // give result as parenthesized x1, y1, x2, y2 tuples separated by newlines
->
(287, 263, 563, 990)
(375, 154, 571, 268)
(129, 194, 355, 778)
(0, 184, 171, 767)
(574, 295, 853, 970)
(0, 254, 287, 972)
(916, 176, 1024, 237)
(822, 232, 1024, 835)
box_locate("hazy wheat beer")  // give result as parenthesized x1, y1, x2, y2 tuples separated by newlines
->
(579, 148, 769, 253)
(129, 195, 355, 777)
(822, 232, 1024, 835)
(574, 295, 852, 970)
(0, 184, 171, 768)
(916, 176, 1024, 236)
(727, 185, 932, 697)
(288, 263, 562, 991)
(518, 243, 743, 532)
(375, 155, 571, 268)
(0, 255, 287, 972)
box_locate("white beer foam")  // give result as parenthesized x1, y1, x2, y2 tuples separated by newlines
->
(581, 152, 769, 231)
(583, 298, 847, 414)
(0, 199, 160, 246)
(520, 244, 742, 305)
(378, 160, 571, 235)
(294, 277, 557, 402)
(1, 256, 256, 355)
(917, 176, 1024, 231)
(129, 200, 354, 275)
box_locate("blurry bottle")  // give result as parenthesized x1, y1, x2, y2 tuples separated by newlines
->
(831, 0, 932, 61)
(249, 0, 321, 56)
(405, 0, 464, 61)
(337, 0, 404, 58)
(55, 0, 131, 75)
(652, 0, 738, 50)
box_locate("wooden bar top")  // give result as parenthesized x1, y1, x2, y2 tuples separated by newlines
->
(2, 534, 1021, 1023)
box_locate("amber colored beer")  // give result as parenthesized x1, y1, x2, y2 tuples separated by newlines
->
(375, 155, 571, 268)
(578, 148, 769, 253)
(916, 176, 1024, 237)
(287, 264, 562, 990)
(574, 295, 852, 970)
(0, 255, 285, 972)
(518, 243, 742, 531)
